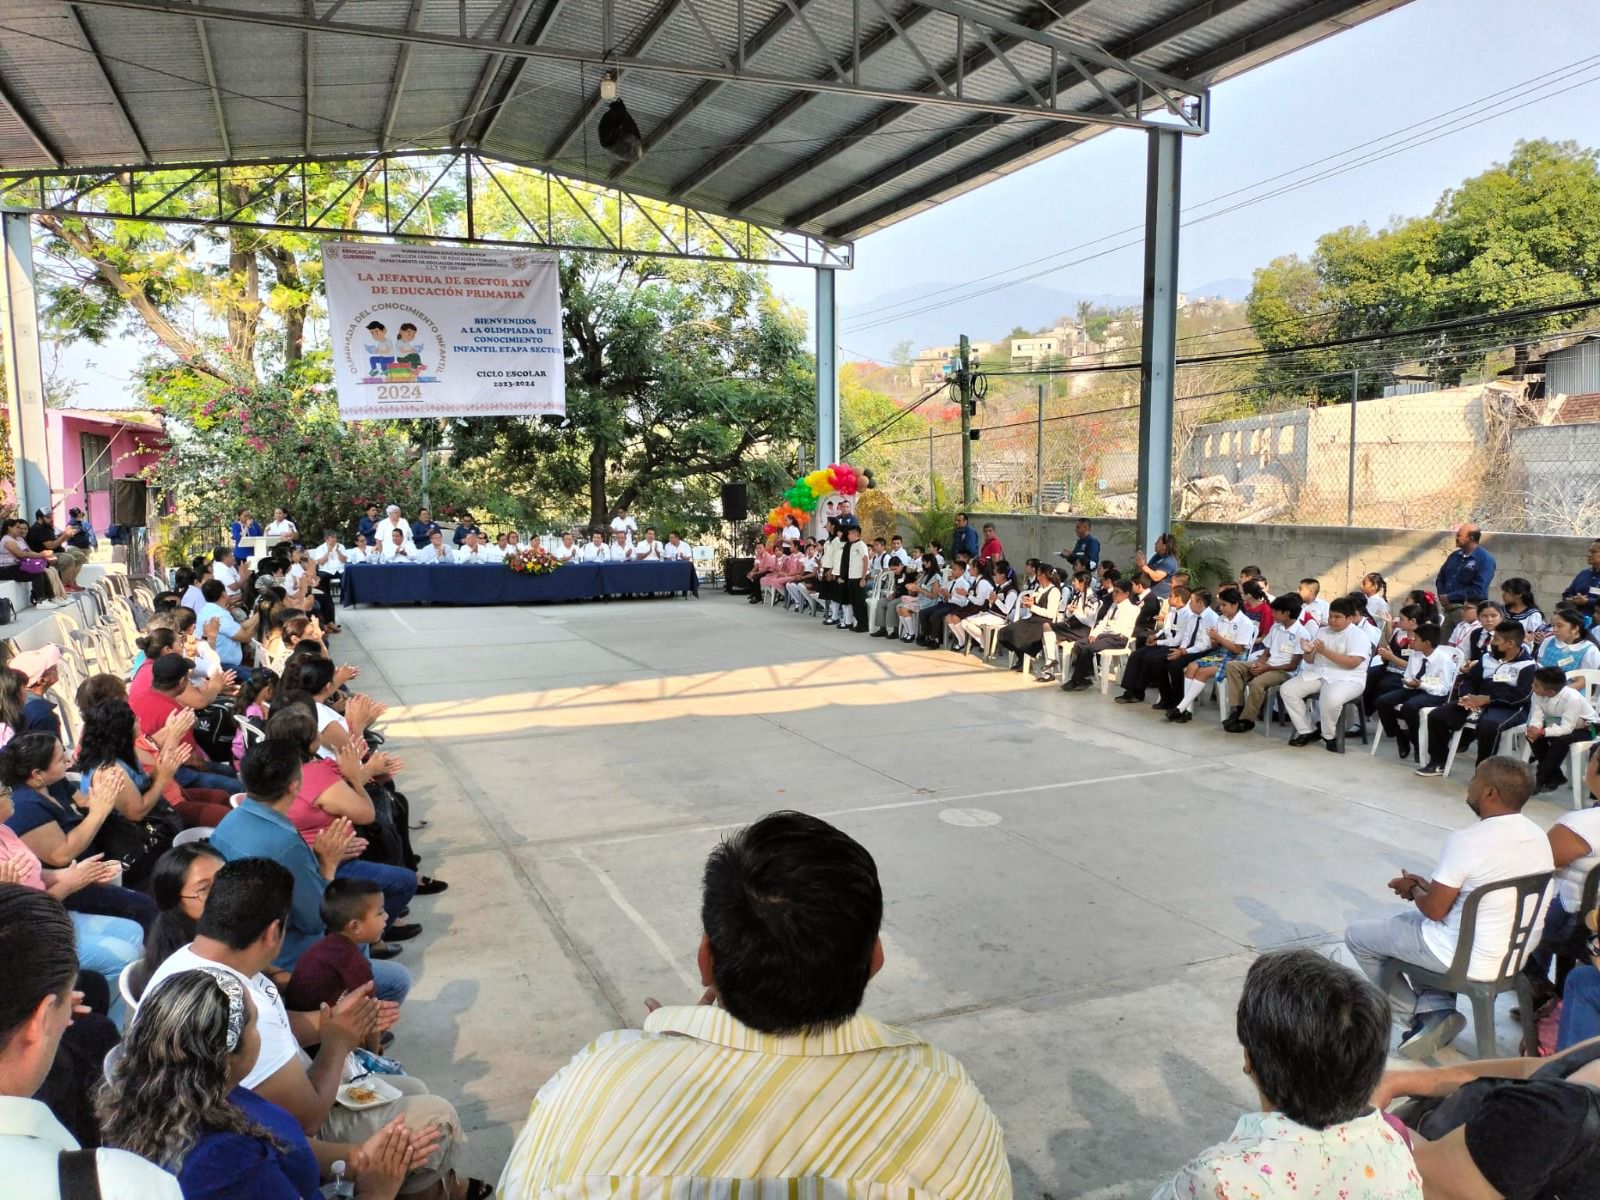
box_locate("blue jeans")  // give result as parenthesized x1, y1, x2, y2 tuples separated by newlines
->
(1559, 965, 1600, 1051)
(336, 860, 417, 933)
(370, 957, 412, 1006)
(71, 912, 143, 1027)
(177, 764, 240, 793)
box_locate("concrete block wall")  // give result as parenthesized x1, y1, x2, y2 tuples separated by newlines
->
(906, 513, 1592, 608)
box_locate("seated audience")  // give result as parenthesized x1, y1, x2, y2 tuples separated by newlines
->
(0, 515, 67, 604)
(1221, 594, 1306, 733)
(1117, 584, 1206, 707)
(0, 885, 183, 1197)
(76, 696, 232, 831)
(1150, 949, 1418, 1198)
(997, 562, 1060, 670)
(1415, 620, 1533, 777)
(1373, 1032, 1600, 1195)
(1055, 576, 1140, 690)
(129, 841, 226, 1001)
(1344, 757, 1552, 1059)
(230, 669, 278, 765)
(1539, 605, 1600, 672)
(1296, 577, 1328, 625)
(1360, 572, 1392, 626)
(103, 963, 436, 1200)
(1167, 586, 1255, 724)
(14, 645, 66, 737)
(1372, 622, 1456, 761)
(1279, 596, 1372, 750)
(285, 877, 397, 1042)
(496, 811, 1010, 1199)
(1499, 576, 1544, 636)
(952, 561, 1014, 651)
(198, 579, 261, 680)
(136, 858, 478, 1194)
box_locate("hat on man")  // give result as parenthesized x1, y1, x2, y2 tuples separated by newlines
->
(150, 655, 195, 689)
(10, 644, 62, 686)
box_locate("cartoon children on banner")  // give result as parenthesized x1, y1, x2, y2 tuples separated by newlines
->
(363, 319, 429, 382)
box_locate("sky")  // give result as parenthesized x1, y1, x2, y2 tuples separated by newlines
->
(51, 0, 1600, 392)
(765, 0, 1600, 356)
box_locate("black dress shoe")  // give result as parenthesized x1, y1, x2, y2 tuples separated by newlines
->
(415, 876, 449, 895)
(371, 942, 404, 960)
(869, 629, 889, 638)
(385, 923, 423, 941)
(1152, 700, 1174, 711)
(1113, 694, 1140, 704)
(1226, 719, 1255, 734)
(1287, 732, 1319, 747)
(1323, 738, 1342, 753)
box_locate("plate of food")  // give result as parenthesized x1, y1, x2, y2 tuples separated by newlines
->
(337, 1075, 401, 1110)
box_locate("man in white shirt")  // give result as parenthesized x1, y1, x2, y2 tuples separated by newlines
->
(1222, 594, 1307, 733)
(348, 534, 377, 564)
(373, 504, 408, 548)
(551, 532, 580, 562)
(211, 547, 244, 605)
(605, 531, 632, 562)
(381, 527, 415, 561)
(1058, 577, 1140, 689)
(580, 531, 608, 563)
(0, 888, 183, 1198)
(140, 859, 468, 1193)
(661, 531, 691, 562)
(455, 531, 502, 564)
(633, 526, 664, 560)
(308, 529, 348, 576)
(416, 529, 454, 564)
(1344, 756, 1553, 1059)
(609, 505, 637, 545)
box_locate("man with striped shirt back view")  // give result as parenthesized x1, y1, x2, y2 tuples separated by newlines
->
(498, 811, 1012, 1200)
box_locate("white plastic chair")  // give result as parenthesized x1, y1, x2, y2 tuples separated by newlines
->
(116, 963, 138, 1012)
(173, 826, 215, 846)
(1096, 646, 1132, 695)
(228, 792, 246, 808)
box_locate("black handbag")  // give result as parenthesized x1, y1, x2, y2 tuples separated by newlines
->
(93, 803, 180, 888)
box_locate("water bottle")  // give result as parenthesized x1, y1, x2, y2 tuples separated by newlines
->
(331, 1159, 355, 1199)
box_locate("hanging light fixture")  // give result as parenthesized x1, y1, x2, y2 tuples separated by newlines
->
(597, 73, 643, 163)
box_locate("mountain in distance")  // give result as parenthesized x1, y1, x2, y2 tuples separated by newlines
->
(837, 276, 1253, 363)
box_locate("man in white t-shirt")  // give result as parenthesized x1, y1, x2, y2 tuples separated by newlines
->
(416, 529, 454, 564)
(661, 531, 691, 561)
(1344, 756, 1553, 1059)
(0, 887, 183, 1198)
(138, 859, 467, 1192)
(609, 504, 637, 545)
(605, 531, 632, 562)
(381, 527, 414, 561)
(580, 531, 608, 563)
(551, 532, 580, 562)
(632, 526, 664, 560)
(211, 547, 244, 605)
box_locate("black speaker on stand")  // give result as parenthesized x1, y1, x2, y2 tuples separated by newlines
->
(720, 481, 748, 522)
(110, 478, 148, 527)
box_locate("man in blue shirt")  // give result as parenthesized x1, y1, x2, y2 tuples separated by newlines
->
(949, 512, 980, 562)
(452, 512, 482, 546)
(357, 503, 380, 542)
(1060, 518, 1101, 576)
(196, 579, 260, 677)
(409, 506, 442, 548)
(1561, 538, 1600, 623)
(1435, 523, 1496, 608)
(210, 741, 412, 1003)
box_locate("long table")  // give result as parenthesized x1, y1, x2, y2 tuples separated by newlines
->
(341, 561, 698, 606)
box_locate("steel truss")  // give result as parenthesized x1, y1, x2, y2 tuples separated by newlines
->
(0, 150, 853, 269)
(67, 0, 1210, 134)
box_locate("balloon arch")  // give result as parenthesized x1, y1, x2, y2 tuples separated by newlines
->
(761, 462, 865, 537)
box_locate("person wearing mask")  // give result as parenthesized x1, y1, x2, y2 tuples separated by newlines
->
(0, 886, 183, 1198)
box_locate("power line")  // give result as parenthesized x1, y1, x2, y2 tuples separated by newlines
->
(843, 57, 1600, 335)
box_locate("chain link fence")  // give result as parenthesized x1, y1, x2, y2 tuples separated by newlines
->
(864, 363, 1600, 536)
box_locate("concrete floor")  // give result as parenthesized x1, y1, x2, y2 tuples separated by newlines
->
(336, 592, 1568, 1197)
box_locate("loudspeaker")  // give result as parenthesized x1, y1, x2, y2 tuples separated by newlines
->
(720, 481, 749, 522)
(110, 478, 148, 526)
(725, 556, 756, 594)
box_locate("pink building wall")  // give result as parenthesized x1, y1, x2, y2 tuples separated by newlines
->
(44, 411, 164, 529)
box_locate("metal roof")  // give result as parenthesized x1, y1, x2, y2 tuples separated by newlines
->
(0, 0, 1413, 248)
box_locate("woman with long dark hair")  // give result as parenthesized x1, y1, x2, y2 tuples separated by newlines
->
(99, 968, 431, 1198)
(75, 699, 228, 828)
(128, 842, 225, 1001)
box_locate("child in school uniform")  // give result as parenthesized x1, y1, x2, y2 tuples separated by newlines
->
(1167, 586, 1256, 723)
(1372, 622, 1456, 762)
(1360, 572, 1392, 626)
(1539, 607, 1600, 674)
(1525, 664, 1600, 794)
(1297, 578, 1329, 627)
(1279, 595, 1371, 752)
(1447, 599, 1480, 651)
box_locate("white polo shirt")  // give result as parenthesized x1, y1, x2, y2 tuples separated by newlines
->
(1421, 814, 1554, 978)
(552, 541, 580, 562)
(0, 1097, 181, 1199)
(661, 540, 690, 561)
(633, 539, 663, 560)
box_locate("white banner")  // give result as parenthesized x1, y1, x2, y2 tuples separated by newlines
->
(321, 241, 565, 420)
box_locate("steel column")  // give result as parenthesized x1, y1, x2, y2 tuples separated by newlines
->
(1, 213, 51, 520)
(1135, 127, 1180, 555)
(815, 267, 839, 469)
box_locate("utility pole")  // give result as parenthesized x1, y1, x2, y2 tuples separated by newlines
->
(1035, 383, 1045, 514)
(958, 334, 975, 509)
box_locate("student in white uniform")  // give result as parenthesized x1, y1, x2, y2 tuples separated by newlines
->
(380, 528, 415, 561)
(416, 530, 454, 564)
(1279, 596, 1371, 751)
(661, 531, 691, 561)
(633, 527, 664, 560)
(455, 531, 502, 563)
(1221, 594, 1307, 733)
(953, 564, 1012, 650)
(1167, 586, 1257, 721)
(609, 505, 637, 545)
(552, 533, 581, 563)
(348, 534, 377, 564)
(1525, 664, 1600, 794)
(1360, 572, 1392, 626)
(1297, 578, 1329, 626)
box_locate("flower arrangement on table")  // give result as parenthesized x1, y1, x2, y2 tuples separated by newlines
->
(505, 546, 564, 575)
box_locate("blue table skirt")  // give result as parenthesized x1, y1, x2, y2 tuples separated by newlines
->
(341, 561, 698, 606)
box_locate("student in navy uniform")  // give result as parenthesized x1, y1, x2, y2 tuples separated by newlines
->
(1415, 620, 1534, 777)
